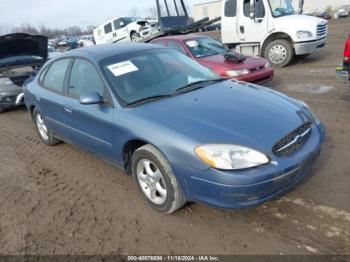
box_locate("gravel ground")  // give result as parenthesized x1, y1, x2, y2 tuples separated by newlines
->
(0, 18, 349, 256)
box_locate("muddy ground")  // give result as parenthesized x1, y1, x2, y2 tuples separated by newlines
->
(0, 18, 349, 256)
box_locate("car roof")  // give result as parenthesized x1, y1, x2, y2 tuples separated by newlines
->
(57, 43, 163, 62)
(153, 34, 210, 41)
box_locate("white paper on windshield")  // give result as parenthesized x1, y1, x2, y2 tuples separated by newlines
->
(186, 40, 199, 48)
(107, 61, 139, 77)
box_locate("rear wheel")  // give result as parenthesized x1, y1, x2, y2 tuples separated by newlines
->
(33, 108, 60, 146)
(264, 39, 293, 68)
(0, 106, 4, 114)
(132, 144, 186, 214)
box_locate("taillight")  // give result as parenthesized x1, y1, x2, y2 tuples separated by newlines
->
(344, 36, 350, 62)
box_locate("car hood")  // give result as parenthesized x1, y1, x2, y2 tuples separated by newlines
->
(272, 14, 327, 32)
(131, 81, 311, 154)
(0, 33, 48, 69)
(198, 54, 267, 70)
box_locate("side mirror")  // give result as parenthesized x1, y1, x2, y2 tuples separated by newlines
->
(120, 22, 125, 27)
(79, 91, 103, 105)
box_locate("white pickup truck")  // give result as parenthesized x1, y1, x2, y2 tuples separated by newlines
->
(221, 0, 328, 67)
(93, 17, 159, 45)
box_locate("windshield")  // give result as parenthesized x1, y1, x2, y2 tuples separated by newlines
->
(101, 49, 219, 105)
(185, 37, 230, 58)
(268, 0, 295, 17)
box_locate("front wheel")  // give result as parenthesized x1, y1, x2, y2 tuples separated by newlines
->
(132, 144, 186, 214)
(264, 39, 293, 68)
(0, 106, 4, 114)
(130, 32, 140, 42)
(33, 108, 60, 146)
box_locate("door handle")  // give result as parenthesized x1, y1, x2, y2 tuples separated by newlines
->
(36, 95, 41, 101)
(63, 105, 73, 114)
(240, 26, 245, 34)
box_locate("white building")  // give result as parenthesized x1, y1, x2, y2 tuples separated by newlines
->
(193, 0, 350, 21)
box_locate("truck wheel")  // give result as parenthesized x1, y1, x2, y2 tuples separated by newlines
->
(0, 106, 4, 113)
(131, 32, 140, 42)
(264, 39, 293, 68)
(33, 108, 60, 146)
(132, 144, 186, 214)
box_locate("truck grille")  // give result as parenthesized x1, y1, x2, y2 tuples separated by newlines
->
(317, 23, 327, 37)
(272, 123, 312, 157)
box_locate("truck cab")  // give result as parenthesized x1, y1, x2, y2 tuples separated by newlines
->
(221, 0, 328, 67)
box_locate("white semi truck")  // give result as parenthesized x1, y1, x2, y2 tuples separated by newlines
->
(221, 0, 328, 67)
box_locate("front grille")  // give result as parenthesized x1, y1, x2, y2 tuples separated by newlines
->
(273, 122, 312, 157)
(317, 23, 327, 37)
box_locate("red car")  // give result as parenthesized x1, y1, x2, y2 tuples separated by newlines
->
(151, 35, 274, 84)
(336, 34, 350, 82)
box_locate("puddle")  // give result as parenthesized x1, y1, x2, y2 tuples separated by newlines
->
(286, 84, 334, 94)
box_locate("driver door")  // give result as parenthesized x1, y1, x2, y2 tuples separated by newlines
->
(238, 0, 268, 43)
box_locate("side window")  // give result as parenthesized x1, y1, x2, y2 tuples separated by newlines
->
(244, 0, 265, 18)
(68, 59, 105, 99)
(167, 41, 187, 55)
(113, 19, 121, 30)
(104, 23, 112, 34)
(225, 0, 237, 17)
(39, 66, 49, 83)
(43, 59, 70, 92)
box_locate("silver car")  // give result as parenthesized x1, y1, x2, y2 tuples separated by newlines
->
(0, 33, 47, 113)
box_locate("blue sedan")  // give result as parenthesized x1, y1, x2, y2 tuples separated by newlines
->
(24, 43, 325, 214)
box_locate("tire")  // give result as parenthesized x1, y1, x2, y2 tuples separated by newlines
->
(0, 106, 4, 114)
(33, 108, 60, 146)
(264, 39, 293, 68)
(130, 32, 140, 42)
(132, 144, 186, 214)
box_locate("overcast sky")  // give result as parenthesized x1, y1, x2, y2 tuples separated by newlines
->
(0, 0, 209, 29)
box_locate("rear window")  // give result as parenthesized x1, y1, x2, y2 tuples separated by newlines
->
(43, 59, 70, 92)
(104, 23, 113, 34)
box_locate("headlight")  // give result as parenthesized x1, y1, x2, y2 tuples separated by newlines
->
(296, 31, 312, 39)
(226, 69, 250, 77)
(195, 144, 270, 170)
(264, 62, 271, 68)
(0, 77, 13, 85)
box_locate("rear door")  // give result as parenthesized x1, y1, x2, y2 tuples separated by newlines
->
(64, 58, 115, 161)
(103, 22, 114, 44)
(222, 0, 239, 44)
(39, 58, 72, 140)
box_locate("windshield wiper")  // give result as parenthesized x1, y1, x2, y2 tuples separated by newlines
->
(126, 94, 173, 107)
(174, 78, 227, 95)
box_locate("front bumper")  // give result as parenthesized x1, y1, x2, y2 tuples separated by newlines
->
(172, 122, 325, 209)
(0, 92, 24, 108)
(233, 67, 274, 85)
(294, 38, 327, 55)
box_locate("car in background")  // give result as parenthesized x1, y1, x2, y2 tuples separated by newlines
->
(336, 34, 350, 82)
(24, 43, 325, 213)
(0, 33, 47, 113)
(48, 45, 61, 59)
(316, 12, 332, 20)
(151, 35, 274, 84)
(93, 17, 157, 44)
(335, 6, 350, 19)
(199, 23, 221, 32)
